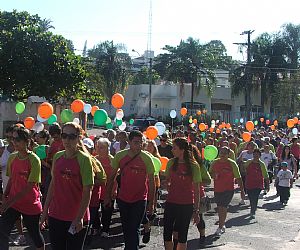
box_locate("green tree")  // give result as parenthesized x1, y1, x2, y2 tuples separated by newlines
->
(0, 10, 87, 101)
(87, 41, 131, 102)
(129, 66, 160, 85)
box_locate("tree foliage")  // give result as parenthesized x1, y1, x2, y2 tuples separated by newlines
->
(87, 41, 131, 102)
(0, 10, 87, 101)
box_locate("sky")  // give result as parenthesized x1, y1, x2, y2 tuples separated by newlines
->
(1, 0, 300, 61)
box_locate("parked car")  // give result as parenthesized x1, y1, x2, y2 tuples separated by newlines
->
(128, 117, 157, 132)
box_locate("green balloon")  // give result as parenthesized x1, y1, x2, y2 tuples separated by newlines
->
(35, 145, 47, 160)
(106, 117, 111, 124)
(48, 114, 57, 125)
(152, 156, 162, 175)
(116, 119, 122, 126)
(106, 123, 113, 129)
(189, 119, 193, 124)
(94, 109, 108, 126)
(129, 119, 134, 125)
(201, 132, 206, 139)
(254, 120, 258, 126)
(16, 102, 25, 114)
(61, 109, 74, 123)
(234, 118, 239, 124)
(204, 145, 218, 161)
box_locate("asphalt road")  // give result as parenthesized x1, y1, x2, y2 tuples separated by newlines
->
(9, 179, 300, 250)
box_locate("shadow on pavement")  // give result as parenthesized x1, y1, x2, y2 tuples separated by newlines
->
(227, 204, 250, 213)
(187, 234, 225, 249)
(263, 194, 278, 201)
(262, 201, 285, 211)
(225, 214, 256, 228)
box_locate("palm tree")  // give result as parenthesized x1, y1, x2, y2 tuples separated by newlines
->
(40, 18, 54, 32)
(88, 41, 131, 102)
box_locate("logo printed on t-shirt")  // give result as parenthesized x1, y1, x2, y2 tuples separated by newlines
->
(19, 170, 29, 180)
(61, 168, 74, 180)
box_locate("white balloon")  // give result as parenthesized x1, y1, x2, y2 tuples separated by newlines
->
(240, 118, 244, 123)
(211, 120, 215, 124)
(116, 110, 124, 120)
(170, 110, 177, 119)
(119, 121, 126, 131)
(191, 123, 195, 128)
(155, 122, 166, 136)
(292, 127, 298, 135)
(73, 118, 80, 124)
(211, 123, 216, 129)
(37, 114, 47, 122)
(32, 122, 44, 132)
(216, 120, 220, 124)
(83, 104, 92, 114)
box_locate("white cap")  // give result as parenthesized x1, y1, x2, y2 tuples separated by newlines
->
(83, 138, 94, 149)
(0, 139, 5, 148)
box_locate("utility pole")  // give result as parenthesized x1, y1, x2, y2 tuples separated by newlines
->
(147, 0, 153, 117)
(234, 30, 254, 120)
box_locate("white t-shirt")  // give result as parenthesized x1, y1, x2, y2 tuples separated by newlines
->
(277, 169, 293, 187)
(0, 146, 11, 191)
(261, 152, 276, 168)
(239, 150, 253, 161)
(113, 141, 130, 153)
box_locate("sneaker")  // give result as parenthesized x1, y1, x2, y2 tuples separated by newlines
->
(142, 230, 151, 244)
(13, 235, 26, 246)
(215, 226, 225, 236)
(101, 232, 109, 238)
(239, 199, 245, 205)
(250, 213, 256, 219)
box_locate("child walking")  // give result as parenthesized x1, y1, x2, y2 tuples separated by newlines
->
(276, 162, 293, 205)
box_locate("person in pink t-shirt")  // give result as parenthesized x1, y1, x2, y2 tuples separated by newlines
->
(163, 138, 202, 250)
(96, 138, 116, 238)
(40, 122, 94, 250)
(104, 130, 155, 250)
(0, 127, 45, 250)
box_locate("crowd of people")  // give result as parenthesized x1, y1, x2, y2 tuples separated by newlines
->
(0, 120, 298, 250)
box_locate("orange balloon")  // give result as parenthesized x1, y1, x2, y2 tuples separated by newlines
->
(180, 107, 187, 116)
(111, 93, 124, 109)
(71, 99, 84, 113)
(260, 117, 264, 122)
(242, 132, 251, 142)
(216, 128, 221, 134)
(24, 117, 35, 129)
(146, 126, 158, 140)
(293, 117, 299, 125)
(226, 123, 231, 129)
(287, 119, 295, 128)
(209, 127, 214, 133)
(197, 110, 201, 115)
(218, 124, 223, 129)
(91, 106, 99, 116)
(199, 123, 206, 131)
(38, 102, 53, 119)
(160, 157, 169, 172)
(270, 125, 275, 130)
(246, 121, 254, 132)
(274, 120, 278, 126)
(193, 119, 197, 124)
(205, 125, 209, 130)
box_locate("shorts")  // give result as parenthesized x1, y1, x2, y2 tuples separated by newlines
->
(214, 190, 234, 208)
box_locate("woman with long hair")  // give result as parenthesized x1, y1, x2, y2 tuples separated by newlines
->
(280, 145, 297, 176)
(40, 122, 96, 249)
(163, 138, 202, 250)
(0, 127, 45, 250)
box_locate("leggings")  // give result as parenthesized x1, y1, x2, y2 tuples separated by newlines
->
(196, 213, 205, 231)
(100, 200, 115, 233)
(0, 207, 44, 250)
(163, 202, 193, 243)
(48, 216, 88, 250)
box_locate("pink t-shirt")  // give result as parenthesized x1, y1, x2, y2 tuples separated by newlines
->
(7, 152, 42, 215)
(112, 150, 155, 203)
(49, 151, 94, 222)
(165, 161, 202, 204)
(99, 155, 115, 200)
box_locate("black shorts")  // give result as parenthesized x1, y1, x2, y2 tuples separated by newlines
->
(214, 190, 234, 208)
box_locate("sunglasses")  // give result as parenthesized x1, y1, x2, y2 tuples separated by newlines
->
(61, 133, 78, 140)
